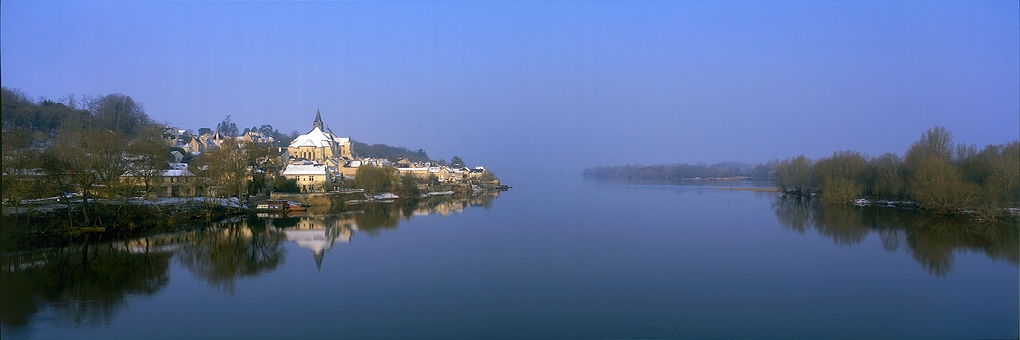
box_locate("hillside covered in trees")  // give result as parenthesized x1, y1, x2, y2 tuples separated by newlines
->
(2, 87, 183, 225)
(351, 140, 431, 163)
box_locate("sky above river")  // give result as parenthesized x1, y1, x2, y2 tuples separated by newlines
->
(2, 1, 1017, 173)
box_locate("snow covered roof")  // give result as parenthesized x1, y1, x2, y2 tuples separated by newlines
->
(163, 169, 195, 177)
(284, 229, 346, 253)
(282, 164, 329, 176)
(121, 168, 195, 177)
(289, 127, 348, 148)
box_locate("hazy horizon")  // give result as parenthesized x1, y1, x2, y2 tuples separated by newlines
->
(3, 1, 1017, 173)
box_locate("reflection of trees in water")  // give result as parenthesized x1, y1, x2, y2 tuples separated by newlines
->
(1, 245, 171, 330)
(0, 191, 503, 332)
(812, 205, 869, 246)
(773, 196, 1019, 276)
(771, 195, 815, 234)
(353, 203, 402, 235)
(176, 220, 286, 295)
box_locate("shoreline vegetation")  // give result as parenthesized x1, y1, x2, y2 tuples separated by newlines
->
(1, 199, 239, 252)
(2, 184, 504, 253)
(583, 126, 1019, 222)
(771, 126, 1018, 220)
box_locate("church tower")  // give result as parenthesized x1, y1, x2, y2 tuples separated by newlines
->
(313, 109, 324, 130)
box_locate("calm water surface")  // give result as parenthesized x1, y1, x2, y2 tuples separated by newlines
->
(2, 174, 1017, 338)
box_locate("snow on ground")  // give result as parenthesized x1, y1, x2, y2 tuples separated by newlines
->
(4, 196, 246, 215)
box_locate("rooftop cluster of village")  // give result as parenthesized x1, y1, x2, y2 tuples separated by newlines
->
(157, 110, 498, 198)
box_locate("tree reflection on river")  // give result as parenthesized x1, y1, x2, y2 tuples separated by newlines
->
(772, 196, 1019, 276)
(1, 244, 171, 329)
(0, 191, 500, 332)
(176, 219, 287, 295)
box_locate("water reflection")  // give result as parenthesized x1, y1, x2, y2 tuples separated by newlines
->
(772, 196, 1019, 276)
(176, 220, 287, 294)
(0, 192, 500, 332)
(1, 244, 171, 330)
(264, 192, 500, 267)
(263, 213, 354, 270)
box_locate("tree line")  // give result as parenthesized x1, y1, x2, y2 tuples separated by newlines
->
(773, 126, 1019, 215)
(1, 87, 282, 227)
(214, 114, 296, 146)
(351, 140, 430, 163)
(583, 161, 766, 180)
(2, 88, 173, 225)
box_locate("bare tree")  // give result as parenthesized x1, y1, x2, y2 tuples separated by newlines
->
(869, 153, 906, 199)
(48, 117, 128, 225)
(773, 155, 813, 195)
(905, 126, 979, 212)
(87, 94, 147, 137)
(124, 124, 171, 199)
(813, 150, 869, 205)
(192, 139, 249, 209)
(984, 141, 1020, 207)
(240, 141, 280, 198)
(1, 127, 42, 214)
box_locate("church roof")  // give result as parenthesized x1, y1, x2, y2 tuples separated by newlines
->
(282, 164, 329, 176)
(289, 127, 340, 148)
(283, 226, 352, 271)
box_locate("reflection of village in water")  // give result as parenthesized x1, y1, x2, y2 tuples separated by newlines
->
(264, 191, 499, 269)
(0, 192, 500, 332)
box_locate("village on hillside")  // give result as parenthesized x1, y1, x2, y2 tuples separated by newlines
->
(152, 110, 501, 201)
(1, 87, 503, 213)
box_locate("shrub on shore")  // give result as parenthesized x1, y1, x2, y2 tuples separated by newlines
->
(772, 126, 1019, 215)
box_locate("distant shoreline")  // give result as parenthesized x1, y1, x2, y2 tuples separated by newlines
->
(716, 187, 781, 192)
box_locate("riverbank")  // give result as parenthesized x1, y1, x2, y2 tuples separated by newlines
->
(716, 187, 781, 192)
(1, 198, 245, 253)
(265, 182, 510, 208)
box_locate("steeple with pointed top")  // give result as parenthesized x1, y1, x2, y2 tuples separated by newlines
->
(313, 109, 324, 130)
(313, 250, 324, 271)
(287, 108, 353, 163)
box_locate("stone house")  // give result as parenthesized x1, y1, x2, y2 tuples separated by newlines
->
(282, 163, 332, 193)
(120, 165, 197, 198)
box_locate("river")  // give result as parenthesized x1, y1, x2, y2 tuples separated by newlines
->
(2, 174, 1016, 338)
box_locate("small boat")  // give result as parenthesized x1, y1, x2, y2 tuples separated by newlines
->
(372, 193, 400, 202)
(255, 200, 305, 212)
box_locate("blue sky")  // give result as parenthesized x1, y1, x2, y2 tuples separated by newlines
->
(2, 1, 1017, 173)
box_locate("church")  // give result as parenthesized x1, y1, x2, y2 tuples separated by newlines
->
(287, 110, 352, 167)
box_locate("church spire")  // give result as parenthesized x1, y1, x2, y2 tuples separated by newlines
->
(314, 250, 324, 272)
(313, 109, 324, 130)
